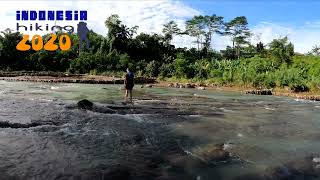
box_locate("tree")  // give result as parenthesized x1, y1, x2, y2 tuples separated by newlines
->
(185, 15, 224, 53)
(203, 15, 224, 51)
(128, 33, 175, 63)
(0, 28, 31, 70)
(221, 46, 236, 60)
(309, 45, 320, 56)
(105, 14, 138, 53)
(256, 42, 264, 52)
(225, 16, 251, 59)
(162, 21, 181, 44)
(87, 30, 104, 54)
(269, 37, 294, 65)
(185, 16, 205, 51)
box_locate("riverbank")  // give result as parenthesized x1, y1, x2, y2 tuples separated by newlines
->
(0, 72, 319, 101)
(154, 80, 320, 101)
(0, 71, 156, 84)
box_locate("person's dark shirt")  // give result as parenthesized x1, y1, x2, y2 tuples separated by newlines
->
(125, 72, 134, 89)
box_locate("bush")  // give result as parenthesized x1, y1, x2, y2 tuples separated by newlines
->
(69, 52, 97, 74)
(252, 74, 265, 87)
(264, 73, 276, 88)
(159, 63, 175, 77)
(145, 60, 159, 77)
(174, 53, 190, 78)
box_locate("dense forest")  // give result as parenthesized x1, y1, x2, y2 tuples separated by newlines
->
(1, 14, 320, 92)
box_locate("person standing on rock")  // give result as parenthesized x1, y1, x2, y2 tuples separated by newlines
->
(124, 68, 134, 103)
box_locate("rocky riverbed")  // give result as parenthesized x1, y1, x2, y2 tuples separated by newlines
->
(0, 80, 320, 179)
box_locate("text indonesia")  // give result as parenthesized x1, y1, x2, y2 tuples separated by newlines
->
(15, 10, 87, 51)
(16, 10, 87, 32)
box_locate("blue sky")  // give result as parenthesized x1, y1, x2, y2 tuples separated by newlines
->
(0, 0, 319, 53)
(180, 0, 320, 52)
(184, 0, 320, 26)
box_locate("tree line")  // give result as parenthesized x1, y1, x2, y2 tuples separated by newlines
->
(0, 14, 320, 92)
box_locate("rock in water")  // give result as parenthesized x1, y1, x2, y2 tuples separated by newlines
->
(193, 143, 230, 163)
(185, 83, 195, 88)
(102, 165, 130, 180)
(168, 83, 174, 87)
(245, 89, 272, 95)
(77, 99, 94, 109)
(197, 87, 206, 90)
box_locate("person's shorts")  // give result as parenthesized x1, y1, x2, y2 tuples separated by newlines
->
(125, 84, 134, 90)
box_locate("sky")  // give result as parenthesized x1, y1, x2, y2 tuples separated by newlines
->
(0, 0, 319, 53)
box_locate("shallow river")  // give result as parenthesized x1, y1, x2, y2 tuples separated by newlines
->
(0, 81, 320, 180)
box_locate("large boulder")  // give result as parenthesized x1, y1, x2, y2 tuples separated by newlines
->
(77, 99, 94, 109)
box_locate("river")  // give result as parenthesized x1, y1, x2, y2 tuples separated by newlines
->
(0, 80, 319, 180)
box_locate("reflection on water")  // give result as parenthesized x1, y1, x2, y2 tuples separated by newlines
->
(0, 80, 320, 179)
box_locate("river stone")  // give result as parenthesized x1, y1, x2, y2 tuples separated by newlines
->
(168, 83, 174, 87)
(245, 89, 272, 95)
(93, 106, 117, 114)
(0, 121, 42, 128)
(226, 144, 271, 162)
(285, 156, 320, 176)
(102, 165, 130, 180)
(77, 99, 94, 109)
(193, 143, 230, 162)
(265, 166, 293, 179)
(185, 83, 195, 88)
(263, 156, 320, 179)
(235, 156, 320, 180)
(165, 154, 189, 172)
(132, 133, 144, 143)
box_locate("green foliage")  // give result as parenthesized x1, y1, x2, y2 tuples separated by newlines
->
(308, 45, 320, 56)
(221, 46, 236, 60)
(162, 21, 181, 43)
(224, 16, 251, 59)
(185, 14, 224, 51)
(269, 37, 294, 66)
(0, 14, 319, 93)
(145, 60, 159, 77)
(0, 29, 31, 70)
(174, 53, 190, 78)
(159, 63, 175, 77)
(69, 52, 97, 74)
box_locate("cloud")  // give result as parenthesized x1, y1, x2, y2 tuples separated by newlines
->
(250, 22, 320, 53)
(0, 0, 199, 36)
(0, 1, 318, 53)
(191, 21, 320, 53)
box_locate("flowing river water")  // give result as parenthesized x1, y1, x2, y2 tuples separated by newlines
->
(0, 80, 320, 180)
